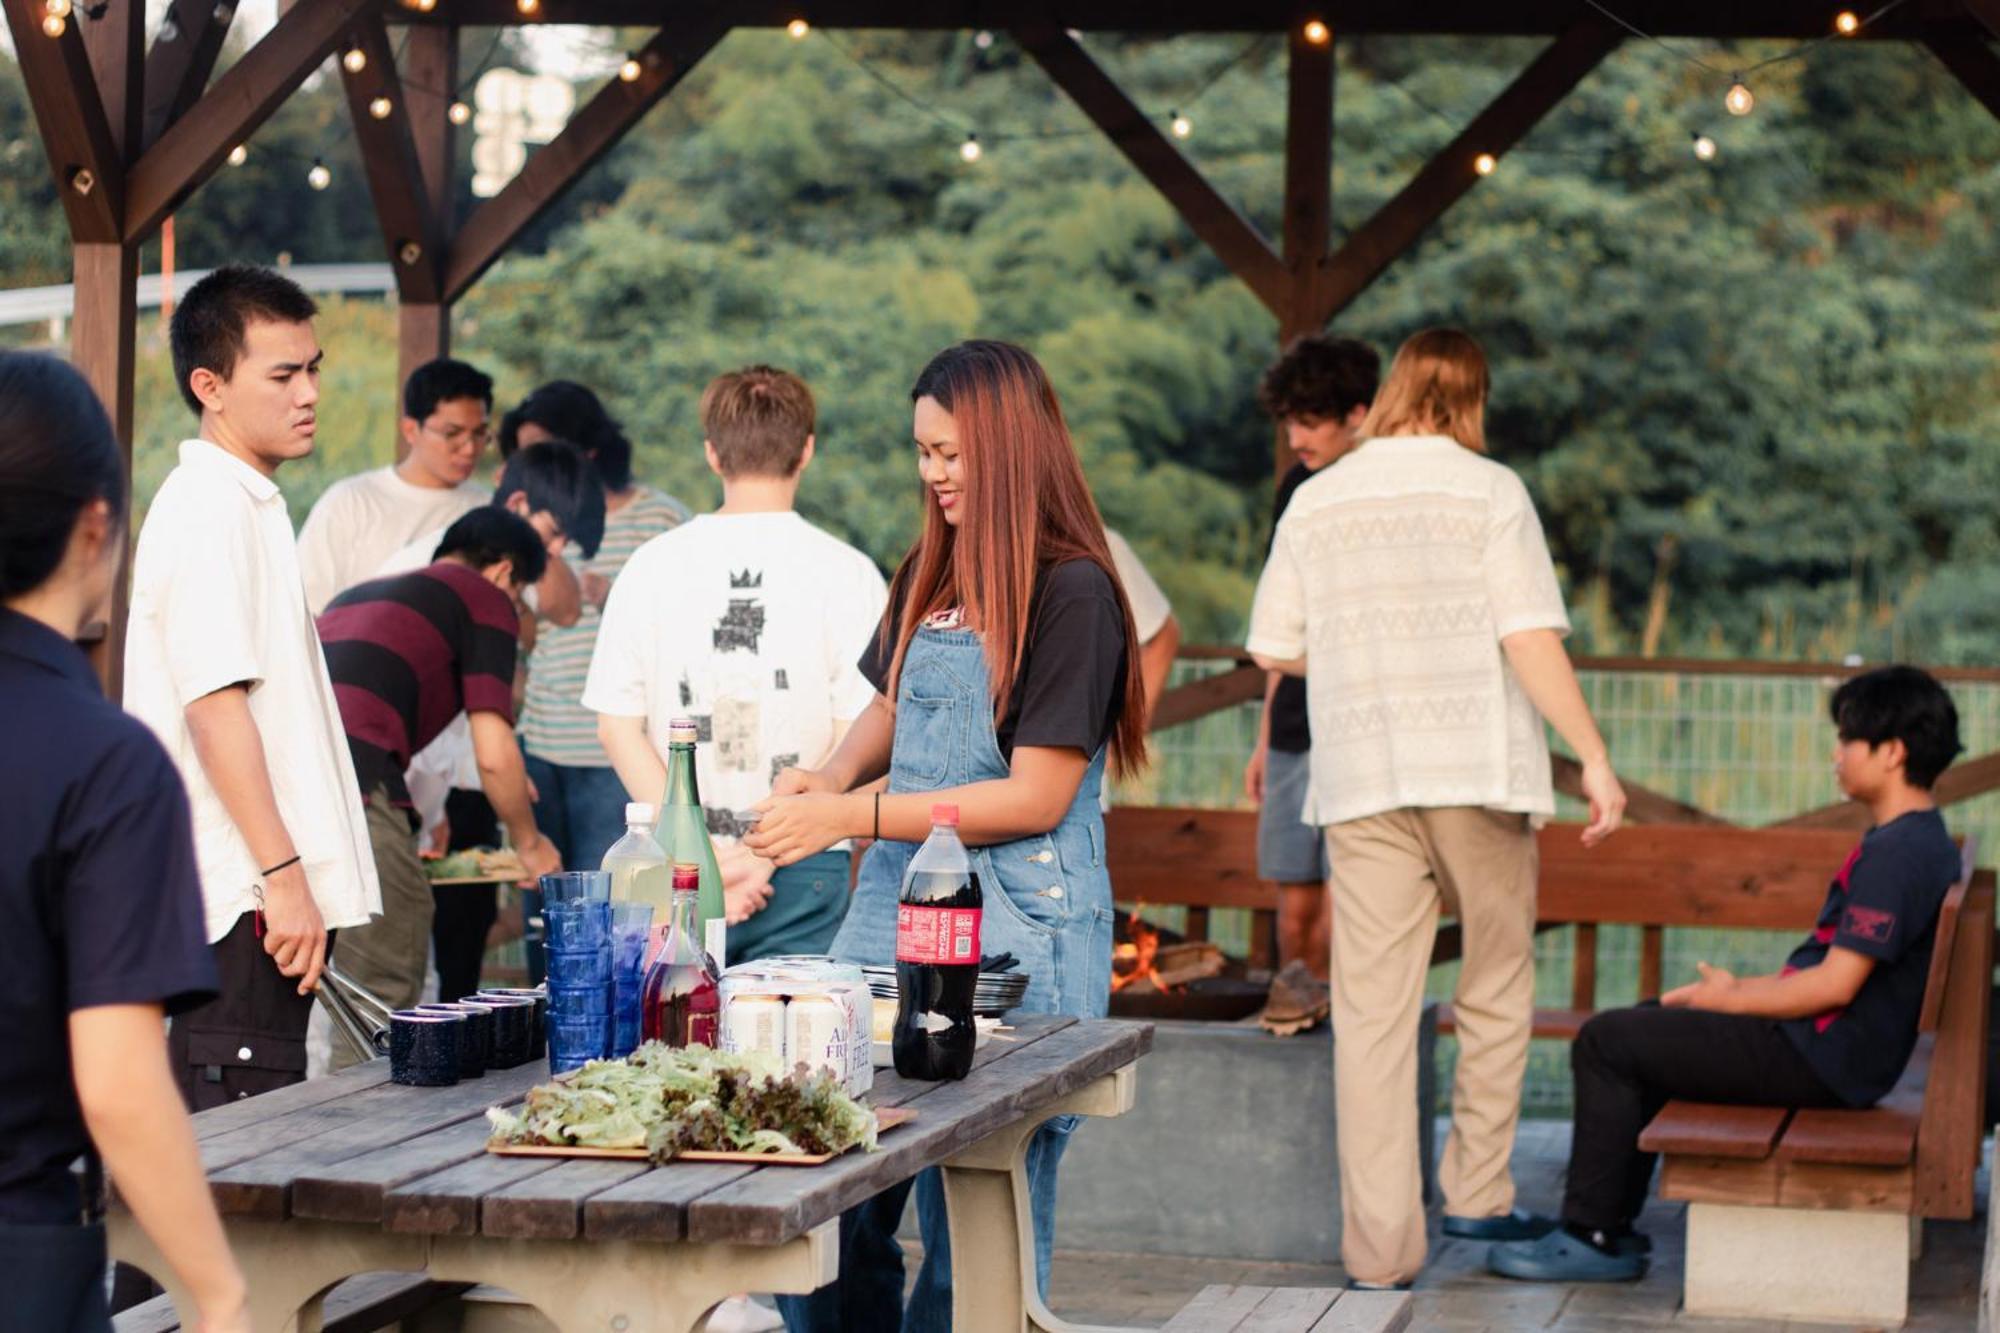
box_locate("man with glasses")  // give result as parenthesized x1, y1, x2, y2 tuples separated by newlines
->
(297, 358, 497, 615)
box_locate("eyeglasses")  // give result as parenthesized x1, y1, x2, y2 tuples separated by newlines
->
(423, 421, 493, 448)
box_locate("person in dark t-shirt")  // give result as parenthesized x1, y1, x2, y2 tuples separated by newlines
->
(1243, 335, 1380, 979)
(318, 508, 562, 1031)
(1490, 665, 1964, 1284)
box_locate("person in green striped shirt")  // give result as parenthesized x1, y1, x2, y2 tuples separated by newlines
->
(502, 382, 693, 873)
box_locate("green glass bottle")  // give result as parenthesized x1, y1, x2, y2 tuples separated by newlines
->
(662, 718, 728, 965)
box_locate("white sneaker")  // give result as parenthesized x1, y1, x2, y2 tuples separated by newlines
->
(705, 1295, 786, 1332)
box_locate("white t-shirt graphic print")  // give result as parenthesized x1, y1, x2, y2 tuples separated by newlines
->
(583, 511, 888, 843)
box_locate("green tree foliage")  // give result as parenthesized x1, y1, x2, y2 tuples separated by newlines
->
(3, 30, 1996, 656)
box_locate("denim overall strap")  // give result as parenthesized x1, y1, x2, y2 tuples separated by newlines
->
(829, 625, 1114, 1021)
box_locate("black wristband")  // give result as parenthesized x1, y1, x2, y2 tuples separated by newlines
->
(874, 791, 881, 841)
(260, 854, 302, 878)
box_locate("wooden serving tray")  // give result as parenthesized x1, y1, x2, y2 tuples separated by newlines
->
(486, 1106, 916, 1166)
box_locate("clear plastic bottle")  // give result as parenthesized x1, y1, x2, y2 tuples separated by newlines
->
(602, 802, 670, 960)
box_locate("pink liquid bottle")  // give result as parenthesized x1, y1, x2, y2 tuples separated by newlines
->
(640, 863, 720, 1048)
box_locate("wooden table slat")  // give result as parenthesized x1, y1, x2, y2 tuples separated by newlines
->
(190, 1062, 392, 1140)
(292, 1115, 507, 1224)
(684, 1019, 1153, 1244)
(382, 1151, 568, 1235)
(207, 1065, 546, 1218)
(479, 1160, 660, 1239)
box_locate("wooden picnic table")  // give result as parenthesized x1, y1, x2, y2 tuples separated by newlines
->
(110, 1015, 1152, 1333)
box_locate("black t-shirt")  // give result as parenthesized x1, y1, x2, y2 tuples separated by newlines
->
(0, 609, 217, 1223)
(1780, 808, 1961, 1107)
(860, 559, 1130, 761)
(1267, 461, 1314, 753)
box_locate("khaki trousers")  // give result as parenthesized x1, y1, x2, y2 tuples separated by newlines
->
(327, 785, 434, 1069)
(1325, 805, 1538, 1285)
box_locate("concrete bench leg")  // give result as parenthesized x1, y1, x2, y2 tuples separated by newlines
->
(1684, 1202, 1911, 1327)
(940, 1066, 1142, 1333)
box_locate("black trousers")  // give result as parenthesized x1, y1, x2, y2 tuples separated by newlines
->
(167, 912, 324, 1112)
(431, 787, 502, 1002)
(1564, 1003, 1845, 1232)
(0, 1220, 108, 1333)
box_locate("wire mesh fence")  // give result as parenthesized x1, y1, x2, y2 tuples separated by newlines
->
(1106, 656, 2000, 1117)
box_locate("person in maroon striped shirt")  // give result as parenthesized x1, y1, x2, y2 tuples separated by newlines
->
(317, 507, 563, 1037)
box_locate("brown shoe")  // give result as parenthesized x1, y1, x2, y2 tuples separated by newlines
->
(1259, 959, 1330, 1036)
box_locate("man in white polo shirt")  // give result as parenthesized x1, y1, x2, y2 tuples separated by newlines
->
(126, 265, 380, 1109)
(1248, 328, 1625, 1289)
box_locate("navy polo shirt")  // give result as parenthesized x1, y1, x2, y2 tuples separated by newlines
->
(0, 608, 217, 1223)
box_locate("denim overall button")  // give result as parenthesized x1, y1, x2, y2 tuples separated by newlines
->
(1044, 886, 1064, 899)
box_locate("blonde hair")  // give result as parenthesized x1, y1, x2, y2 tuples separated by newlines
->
(1356, 328, 1490, 453)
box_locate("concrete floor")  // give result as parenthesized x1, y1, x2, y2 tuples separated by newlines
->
(1029, 1121, 1986, 1331)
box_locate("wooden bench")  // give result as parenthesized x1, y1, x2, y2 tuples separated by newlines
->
(1161, 1284, 1411, 1332)
(113, 1272, 468, 1332)
(1635, 844, 1991, 1325)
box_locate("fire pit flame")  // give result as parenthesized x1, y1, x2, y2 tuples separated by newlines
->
(1111, 906, 1167, 993)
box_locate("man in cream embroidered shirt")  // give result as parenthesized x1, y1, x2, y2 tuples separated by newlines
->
(1244, 433, 1571, 827)
(126, 439, 381, 944)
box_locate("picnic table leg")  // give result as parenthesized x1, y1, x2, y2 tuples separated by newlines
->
(423, 1221, 838, 1333)
(108, 1212, 422, 1332)
(939, 1066, 1141, 1333)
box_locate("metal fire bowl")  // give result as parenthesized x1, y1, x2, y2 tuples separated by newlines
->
(1107, 976, 1269, 1023)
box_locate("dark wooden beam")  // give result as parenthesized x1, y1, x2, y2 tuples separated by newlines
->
(1274, 25, 1333, 482)
(398, 25, 460, 399)
(1309, 19, 1621, 325)
(141, 0, 237, 153)
(125, 0, 376, 243)
(71, 241, 139, 695)
(1771, 747, 2000, 832)
(1961, 0, 2000, 41)
(385, 0, 1933, 40)
(1549, 755, 1732, 828)
(1925, 21, 2000, 122)
(3, 0, 125, 242)
(339, 15, 443, 303)
(81, 0, 146, 160)
(1017, 28, 1290, 319)
(442, 8, 729, 304)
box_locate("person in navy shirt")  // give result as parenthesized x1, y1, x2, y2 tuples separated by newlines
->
(0, 353, 247, 1330)
(1490, 665, 1963, 1283)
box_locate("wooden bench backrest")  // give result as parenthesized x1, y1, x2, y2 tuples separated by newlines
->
(1534, 823, 1859, 930)
(1917, 840, 1976, 1034)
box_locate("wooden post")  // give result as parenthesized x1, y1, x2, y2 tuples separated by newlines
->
(1275, 25, 1334, 483)
(397, 26, 460, 417)
(71, 241, 139, 693)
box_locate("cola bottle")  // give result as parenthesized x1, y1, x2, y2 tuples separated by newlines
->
(893, 803, 981, 1081)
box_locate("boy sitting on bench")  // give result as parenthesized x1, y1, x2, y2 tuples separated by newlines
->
(1489, 665, 1963, 1282)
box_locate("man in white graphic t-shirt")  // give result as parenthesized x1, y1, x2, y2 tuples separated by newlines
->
(587, 366, 887, 961)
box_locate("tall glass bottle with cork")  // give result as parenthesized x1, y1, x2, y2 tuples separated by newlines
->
(661, 718, 728, 966)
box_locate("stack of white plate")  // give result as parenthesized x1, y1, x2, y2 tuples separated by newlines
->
(861, 965, 1029, 1017)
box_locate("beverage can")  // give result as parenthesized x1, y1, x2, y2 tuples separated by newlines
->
(721, 992, 786, 1062)
(784, 992, 851, 1085)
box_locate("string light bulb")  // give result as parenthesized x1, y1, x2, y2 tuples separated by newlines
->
(410, 0, 436, 10)
(342, 46, 366, 74)
(1302, 18, 1330, 45)
(1169, 110, 1192, 139)
(516, 0, 539, 14)
(619, 52, 642, 82)
(227, 143, 248, 167)
(786, 17, 809, 38)
(42, 11, 65, 34)
(1834, 10, 1860, 35)
(448, 100, 471, 125)
(1725, 78, 1754, 116)
(959, 133, 982, 163)
(307, 158, 331, 190)
(1473, 151, 1497, 176)
(1691, 132, 1718, 161)
(368, 95, 393, 119)
(44, 0, 71, 17)
(973, 29, 993, 49)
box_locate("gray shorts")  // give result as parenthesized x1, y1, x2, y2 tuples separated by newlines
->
(1257, 747, 1327, 884)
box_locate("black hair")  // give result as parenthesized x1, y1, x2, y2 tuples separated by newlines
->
(497, 380, 634, 490)
(494, 439, 607, 559)
(1829, 666, 1963, 790)
(1258, 335, 1382, 422)
(403, 357, 494, 422)
(433, 506, 548, 588)
(169, 264, 318, 416)
(0, 353, 124, 599)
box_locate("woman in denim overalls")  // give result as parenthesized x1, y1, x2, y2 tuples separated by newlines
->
(749, 341, 1148, 1331)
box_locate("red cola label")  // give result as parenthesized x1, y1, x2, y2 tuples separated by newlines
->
(895, 905, 982, 966)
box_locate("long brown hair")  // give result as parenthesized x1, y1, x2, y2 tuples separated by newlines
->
(1356, 327, 1490, 453)
(882, 340, 1149, 779)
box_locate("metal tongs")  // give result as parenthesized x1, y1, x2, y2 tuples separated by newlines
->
(319, 963, 394, 1062)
